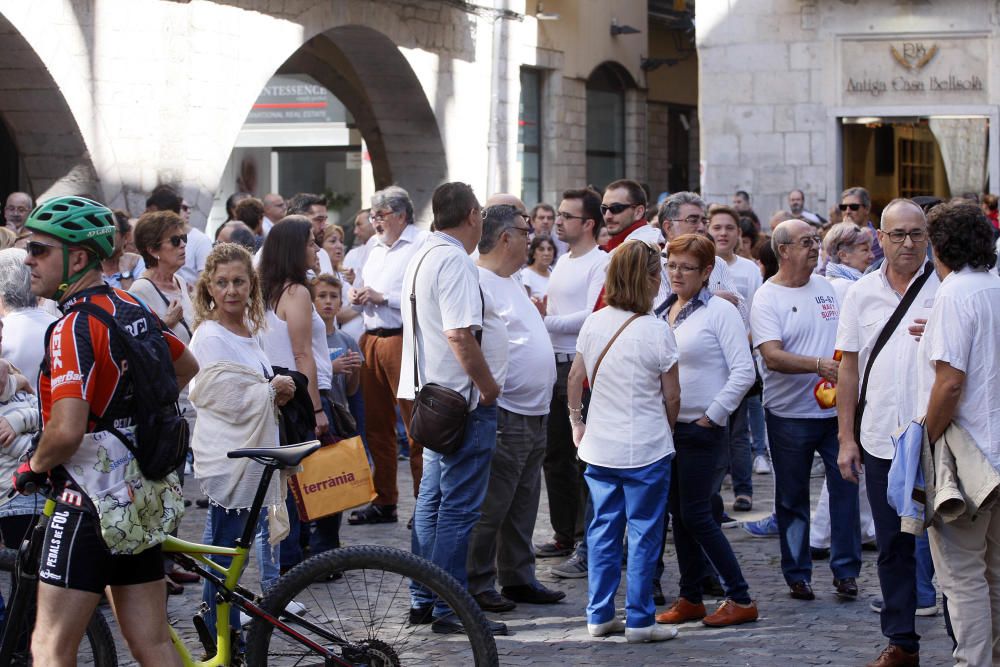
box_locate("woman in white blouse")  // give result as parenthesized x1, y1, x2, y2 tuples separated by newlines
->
(521, 235, 557, 299)
(568, 240, 681, 644)
(655, 234, 758, 628)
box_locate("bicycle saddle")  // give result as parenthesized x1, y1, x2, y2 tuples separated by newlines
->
(228, 440, 321, 468)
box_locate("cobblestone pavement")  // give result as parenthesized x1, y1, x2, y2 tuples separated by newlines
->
(97, 460, 953, 666)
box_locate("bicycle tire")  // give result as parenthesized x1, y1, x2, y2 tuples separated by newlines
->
(245, 545, 498, 666)
(0, 548, 119, 666)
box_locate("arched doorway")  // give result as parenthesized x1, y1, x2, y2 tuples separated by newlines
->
(0, 13, 97, 203)
(586, 62, 637, 191)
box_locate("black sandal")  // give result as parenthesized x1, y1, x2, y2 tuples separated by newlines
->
(348, 504, 398, 525)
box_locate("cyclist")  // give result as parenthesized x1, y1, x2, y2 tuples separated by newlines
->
(13, 196, 198, 666)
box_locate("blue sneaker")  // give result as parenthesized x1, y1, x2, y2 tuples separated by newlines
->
(742, 513, 778, 538)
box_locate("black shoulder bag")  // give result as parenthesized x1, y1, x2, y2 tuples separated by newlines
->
(854, 261, 934, 445)
(407, 245, 485, 456)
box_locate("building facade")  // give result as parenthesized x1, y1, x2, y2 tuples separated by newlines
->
(698, 0, 1000, 222)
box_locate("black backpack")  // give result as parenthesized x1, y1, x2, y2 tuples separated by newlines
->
(44, 300, 189, 481)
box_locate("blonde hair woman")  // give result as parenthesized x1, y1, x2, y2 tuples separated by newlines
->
(567, 240, 681, 643)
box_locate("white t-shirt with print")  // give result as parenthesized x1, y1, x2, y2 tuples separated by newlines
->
(576, 308, 678, 469)
(397, 236, 508, 410)
(751, 275, 839, 419)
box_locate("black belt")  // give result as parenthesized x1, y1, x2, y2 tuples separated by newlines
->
(366, 327, 403, 338)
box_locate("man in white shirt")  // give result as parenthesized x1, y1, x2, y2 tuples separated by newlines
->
(398, 182, 508, 636)
(918, 200, 1000, 667)
(347, 186, 428, 525)
(338, 208, 373, 339)
(261, 193, 286, 237)
(836, 199, 938, 667)
(532, 187, 609, 577)
(751, 218, 861, 603)
(707, 204, 762, 514)
(601, 179, 662, 250)
(467, 200, 564, 614)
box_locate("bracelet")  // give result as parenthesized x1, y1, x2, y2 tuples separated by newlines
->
(816, 357, 821, 373)
(568, 404, 583, 412)
(569, 415, 584, 426)
(314, 407, 324, 414)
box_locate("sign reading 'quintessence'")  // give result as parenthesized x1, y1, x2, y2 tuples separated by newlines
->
(841, 37, 988, 105)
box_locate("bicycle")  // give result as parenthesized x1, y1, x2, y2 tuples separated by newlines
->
(0, 440, 499, 666)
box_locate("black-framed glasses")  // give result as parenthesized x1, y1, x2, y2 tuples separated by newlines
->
(665, 262, 702, 274)
(26, 240, 63, 258)
(508, 225, 532, 236)
(882, 229, 927, 244)
(782, 234, 823, 249)
(556, 211, 587, 221)
(600, 202, 637, 216)
(162, 234, 187, 248)
(839, 203, 863, 212)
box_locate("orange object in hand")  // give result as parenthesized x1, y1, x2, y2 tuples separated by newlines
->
(813, 350, 842, 409)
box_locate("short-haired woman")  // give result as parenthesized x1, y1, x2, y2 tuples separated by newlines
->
(568, 240, 681, 643)
(822, 222, 874, 302)
(130, 210, 194, 344)
(655, 234, 758, 628)
(189, 242, 295, 637)
(522, 235, 557, 299)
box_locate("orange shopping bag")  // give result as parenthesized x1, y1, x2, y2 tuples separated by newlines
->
(287, 436, 375, 521)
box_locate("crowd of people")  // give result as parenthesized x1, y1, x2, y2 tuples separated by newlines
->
(2, 177, 1000, 666)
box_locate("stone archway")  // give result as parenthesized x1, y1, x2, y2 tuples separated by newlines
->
(271, 24, 448, 220)
(0, 12, 98, 201)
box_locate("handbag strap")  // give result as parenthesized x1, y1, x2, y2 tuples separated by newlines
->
(409, 243, 483, 402)
(856, 261, 934, 435)
(138, 276, 193, 339)
(590, 313, 643, 389)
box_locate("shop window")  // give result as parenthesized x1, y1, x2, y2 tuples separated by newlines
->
(586, 65, 627, 191)
(518, 68, 542, 206)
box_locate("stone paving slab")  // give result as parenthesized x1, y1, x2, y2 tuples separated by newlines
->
(95, 461, 953, 666)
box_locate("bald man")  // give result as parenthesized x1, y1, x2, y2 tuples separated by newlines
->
(4, 192, 32, 232)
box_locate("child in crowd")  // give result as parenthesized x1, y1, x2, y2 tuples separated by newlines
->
(314, 274, 363, 439)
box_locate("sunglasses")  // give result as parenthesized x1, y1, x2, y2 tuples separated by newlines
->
(839, 203, 863, 212)
(26, 240, 63, 258)
(162, 234, 188, 248)
(600, 203, 637, 216)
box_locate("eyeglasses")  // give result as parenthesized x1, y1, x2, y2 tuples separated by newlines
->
(556, 211, 588, 222)
(162, 234, 187, 248)
(180, 204, 190, 212)
(666, 262, 702, 274)
(369, 210, 394, 223)
(26, 240, 63, 258)
(508, 225, 532, 236)
(669, 215, 710, 226)
(600, 203, 637, 216)
(782, 234, 823, 249)
(4, 206, 29, 215)
(882, 229, 927, 244)
(839, 203, 864, 212)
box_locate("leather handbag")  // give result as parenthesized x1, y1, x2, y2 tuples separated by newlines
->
(407, 244, 484, 456)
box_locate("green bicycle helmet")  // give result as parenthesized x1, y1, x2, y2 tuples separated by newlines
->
(24, 196, 117, 299)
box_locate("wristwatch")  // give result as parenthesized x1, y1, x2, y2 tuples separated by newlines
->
(120, 270, 133, 281)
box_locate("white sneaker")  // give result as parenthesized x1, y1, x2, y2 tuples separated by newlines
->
(625, 624, 678, 643)
(283, 600, 307, 616)
(753, 455, 771, 474)
(240, 611, 253, 627)
(587, 618, 625, 637)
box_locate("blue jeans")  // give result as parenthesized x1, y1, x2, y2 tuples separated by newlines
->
(410, 404, 497, 617)
(202, 504, 278, 636)
(585, 455, 670, 628)
(747, 395, 768, 457)
(866, 452, 929, 653)
(766, 412, 861, 584)
(727, 397, 753, 498)
(672, 422, 751, 605)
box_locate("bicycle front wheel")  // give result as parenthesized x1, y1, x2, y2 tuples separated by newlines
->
(245, 545, 498, 666)
(0, 547, 118, 666)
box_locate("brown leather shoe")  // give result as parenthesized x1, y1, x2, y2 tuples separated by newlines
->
(865, 644, 919, 667)
(702, 599, 759, 627)
(655, 597, 706, 624)
(788, 580, 815, 600)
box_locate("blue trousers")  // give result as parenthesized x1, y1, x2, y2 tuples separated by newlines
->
(585, 455, 671, 628)
(766, 413, 861, 584)
(411, 404, 497, 617)
(747, 395, 768, 457)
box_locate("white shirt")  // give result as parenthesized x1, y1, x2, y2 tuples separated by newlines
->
(358, 224, 428, 330)
(189, 320, 272, 380)
(262, 217, 275, 237)
(398, 235, 508, 410)
(654, 259, 750, 329)
(672, 297, 755, 424)
(723, 254, 763, 311)
(576, 308, 677, 468)
(178, 227, 212, 286)
(751, 274, 839, 419)
(1, 307, 57, 391)
(544, 246, 609, 354)
(622, 224, 663, 246)
(827, 276, 854, 304)
(520, 268, 550, 299)
(343, 239, 373, 281)
(478, 266, 555, 415)
(836, 262, 938, 459)
(917, 267, 1000, 469)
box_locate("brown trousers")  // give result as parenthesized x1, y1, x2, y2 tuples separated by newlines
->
(360, 332, 422, 506)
